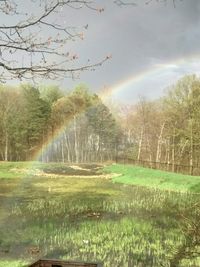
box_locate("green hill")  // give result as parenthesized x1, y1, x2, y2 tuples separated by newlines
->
(104, 164, 200, 193)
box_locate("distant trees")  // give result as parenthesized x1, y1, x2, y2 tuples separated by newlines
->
(120, 75, 200, 175)
(86, 96, 121, 162)
(162, 75, 200, 174)
(0, 84, 120, 162)
(1, 74, 199, 168)
(47, 86, 120, 163)
(0, 86, 21, 160)
(0, 85, 51, 160)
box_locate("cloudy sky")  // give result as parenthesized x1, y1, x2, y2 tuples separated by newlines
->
(57, 0, 200, 103)
(3, 0, 200, 103)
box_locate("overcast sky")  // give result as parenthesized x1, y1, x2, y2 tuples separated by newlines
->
(57, 0, 200, 103)
(3, 0, 200, 103)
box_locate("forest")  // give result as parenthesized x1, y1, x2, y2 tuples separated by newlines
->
(0, 84, 120, 163)
(1, 74, 200, 175)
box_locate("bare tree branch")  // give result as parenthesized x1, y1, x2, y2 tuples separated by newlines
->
(0, 55, 110, 79)
(0, 0, 182, 82)
(0, 0, 109, 82)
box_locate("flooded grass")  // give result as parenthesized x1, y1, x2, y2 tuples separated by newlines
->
(0, 162, 199, 266)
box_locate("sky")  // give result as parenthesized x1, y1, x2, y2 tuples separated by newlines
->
(59, 0, 200, 103)
(2, 0, 200, 103)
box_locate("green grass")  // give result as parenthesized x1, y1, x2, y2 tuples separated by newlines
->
(104, 164, 200, 193)
(0, 161, 31, 179)
(0, 162, 200, 266)
(0, 260, 27, 267)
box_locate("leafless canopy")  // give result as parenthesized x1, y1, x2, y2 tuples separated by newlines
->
(0, 0, 110, 82)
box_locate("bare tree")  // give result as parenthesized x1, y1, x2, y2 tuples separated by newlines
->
(0, 0, 110, 82)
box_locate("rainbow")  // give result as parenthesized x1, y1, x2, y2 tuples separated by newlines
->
(1, 54, 200, 213)
(32, 54, 200, 162)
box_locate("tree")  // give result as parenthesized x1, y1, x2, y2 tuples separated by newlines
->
(86, 95, 121, 162)
(0, 86, 29, 161)
(47, 85, 121, 163)
(39, 85, 64, 105)
(0, 0, 110, 82)
(119, 98, 163, 164)
(163, 75, 200, 174)
(50, 85, 93, 162)
(22, 85, 51, 159)
(0, 86, 22, 160)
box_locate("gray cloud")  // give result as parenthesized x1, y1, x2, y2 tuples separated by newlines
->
(58, 0, 200, 102)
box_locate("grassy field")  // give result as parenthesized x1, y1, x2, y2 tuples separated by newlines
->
(104, 164, 200, 193)
(0, 162, 199, 267)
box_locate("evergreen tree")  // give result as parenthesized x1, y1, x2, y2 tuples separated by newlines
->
(22, 85, 51, 159)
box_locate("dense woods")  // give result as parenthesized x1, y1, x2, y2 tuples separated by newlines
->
(1, 74, 200, 175)
(0, 84, 120, 162)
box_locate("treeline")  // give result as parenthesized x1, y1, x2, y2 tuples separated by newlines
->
(121, 75, 200, 175)
(1, 74, 200, 173)
(0, 84, 120, 162)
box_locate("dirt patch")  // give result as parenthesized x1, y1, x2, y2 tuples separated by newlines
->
(10, 165, 121, 180)
(10, 164, 104, 177)
(70, 165, 91, 171)
(41, 164, 103, 176)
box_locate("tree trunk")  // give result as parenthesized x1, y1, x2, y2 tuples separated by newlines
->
(61, 138, 65, 163)
(146, 136, 152, 168)
(178, 140, 188, 169)
(190, 122, 193, 175)
(156, 123, 165, 168)
(73, 115, 79, 163)
(166, 137, 170, 171)
(172, 129, 175, 172)
(137, 127, 143, 162)
(4, 130, 8, 161)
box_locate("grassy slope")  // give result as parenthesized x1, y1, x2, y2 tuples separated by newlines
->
(104, 164, 200, 193)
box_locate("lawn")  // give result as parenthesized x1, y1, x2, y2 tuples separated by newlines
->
(0, 162, 199, 267)
(104, 164, 200, 193)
